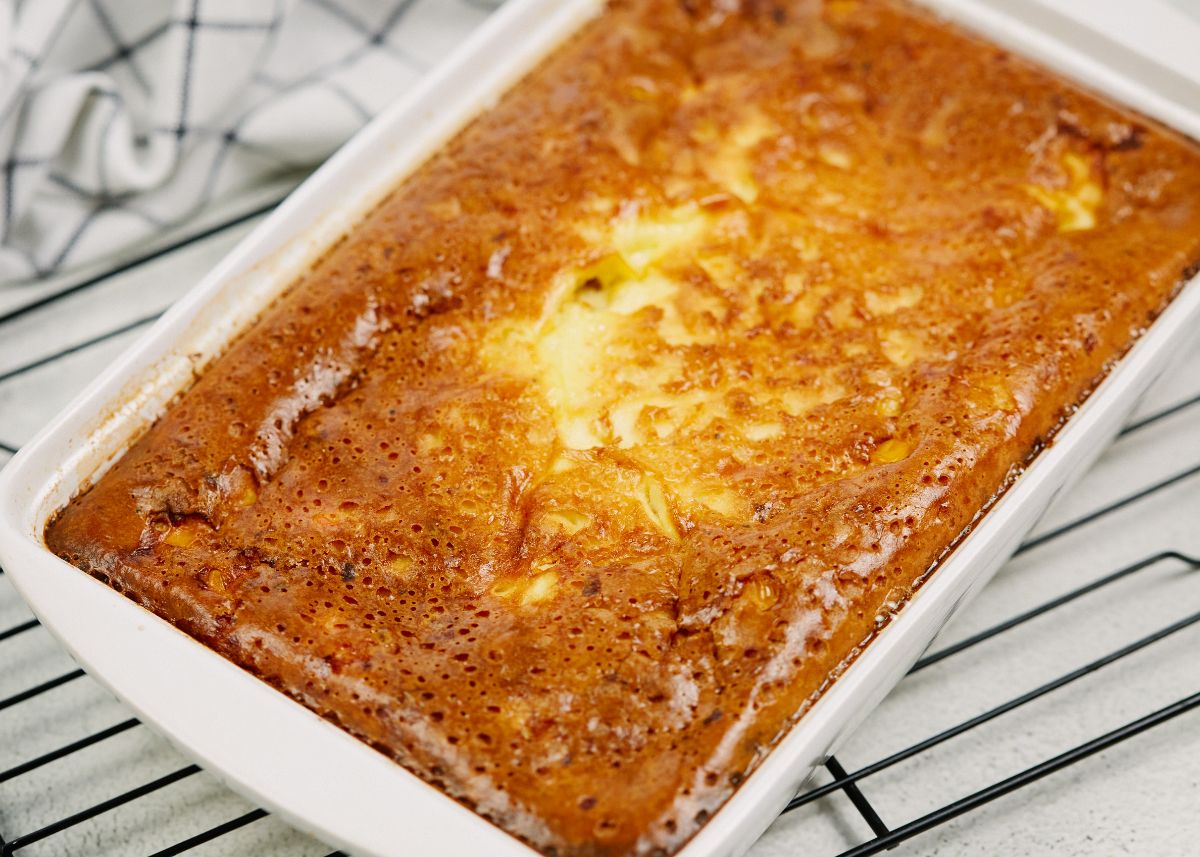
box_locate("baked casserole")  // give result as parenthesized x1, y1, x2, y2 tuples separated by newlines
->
(46, 0, 1200, 854)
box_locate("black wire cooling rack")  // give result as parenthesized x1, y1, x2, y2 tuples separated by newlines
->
(0, 197, 1198, 856)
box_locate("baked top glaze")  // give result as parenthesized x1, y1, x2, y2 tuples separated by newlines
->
(47, 1, 1200, 854)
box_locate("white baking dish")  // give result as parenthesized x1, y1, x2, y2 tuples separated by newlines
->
(1, 1, 1199, 855)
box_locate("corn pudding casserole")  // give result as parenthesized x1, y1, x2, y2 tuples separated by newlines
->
(45, 0, 1200, 854)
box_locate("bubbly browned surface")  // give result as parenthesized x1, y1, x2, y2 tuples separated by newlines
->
(47, 1, 1200, 854)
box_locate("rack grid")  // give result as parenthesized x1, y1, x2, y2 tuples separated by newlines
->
(1, 196, 1199, 855)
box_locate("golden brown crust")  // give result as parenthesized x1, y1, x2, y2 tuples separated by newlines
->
(46, 1, 1200, 854)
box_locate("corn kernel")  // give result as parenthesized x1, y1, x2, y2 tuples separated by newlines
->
(543, 508, 592, 535)
(690, 119, 719, 145)
(989, 380, 1016, 411)
(628, 77, 657, 102)
(700, 113, 774, 204)
(204, 568, 226, 594)
(864, 286, 922, 316)
(787, 288, 824, 328)
(501, 698, 533, 739)
(743, 422, 783, 441)
(873, 438, 912, 464)
(991, 282, 1023, 307)
(876, 390, 903, 418)
(692, 486, 743, 517)
(970, 377, 1017, 412)
(492, 578, 523, 599)
(1023, 151, 1103, 233)
(880, 329, 921, 366)
(641, 610, 677, 635)
(818, 143, 852, 169)
(612, 206, 710, 275)
(384, 556, 414, 580)
(744, 576, 779, 611)
(164, 527, 196, 548)
(919, 97, 958, 149)
(163, 520, 208, 548)
(637, 473, 680, 540)
(428, 197, 462, 220)
(416, 432, 444, 455)
(521, 570, 559, 605)
(827, 295, 860, 329)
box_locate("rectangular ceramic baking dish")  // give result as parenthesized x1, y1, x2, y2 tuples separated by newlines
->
(1, 1, 1199, 855)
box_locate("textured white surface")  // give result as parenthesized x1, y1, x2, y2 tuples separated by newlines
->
(1, 1, 1198, 855)
(0, 0, 491, 283)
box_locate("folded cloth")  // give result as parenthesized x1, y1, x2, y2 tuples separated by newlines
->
(0, 0, 497, 285)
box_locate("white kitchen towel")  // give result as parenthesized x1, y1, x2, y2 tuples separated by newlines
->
(0, 0, 498, 285)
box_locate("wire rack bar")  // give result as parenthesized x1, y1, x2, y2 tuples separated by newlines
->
(827, 691, 1200, 857)
(823, 757, 890, 838)
(1, 765, 201, 855)
(0, 669, 85, 713)
(0, 311, 162, 385)
(1015, 462, 1200, 556)
(0, 197, 285, 328)
(0, 619, 38, 643)
(146, 809, 269, 857)
(790, 603, 1200, 811)
(911, 550, 1199, 672)
(1119, 390, 1200, 435)
(0, 719, 140, 785)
